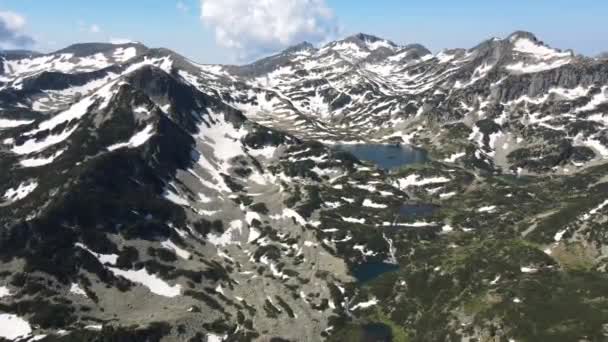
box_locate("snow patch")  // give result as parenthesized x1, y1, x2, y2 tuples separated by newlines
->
(107, 124, 155, 151)
(113, 47, 138, 62)
(163, 188, 190, 207)
(439, 192, 457, 199)
(554, 229, 567, 242)
(25, 95, 96, 136)
(477, 206, 497, 213)
(108, 267, 182, 297)
(75, 243, 118, 265)
(206, 334, 227, 342)
(3, 181, 38, 202)
(12, 126, 78, 155)
(161, 240, 191, 260)
(70, 283, 87, 297)
(208, 221, 242, 247)
(342, 216, 365, 224)
(583, 137, 608, 158)
(581, 199, 608, 221)
(520, 266, 538, 274)
(506, 59, 570, 73)
(0, 118, 34, 128)
(85, 325, 103, 331)
(247, 226, 261, 243)
(350, 297, 379, 311)
(0, 314, 32, 340)
(0, 286, 11, 298)
(395, 174, 450, 189)
(281, 208, 307, 225)
(353, 244, 376, 256)
(362, 199, 387, 209)
(443, 152, 465, 163)
(512, 38, 571, 59)
(19, 149, 65, 167)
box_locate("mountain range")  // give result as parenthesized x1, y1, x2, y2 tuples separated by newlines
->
(1, 31, 608, 341)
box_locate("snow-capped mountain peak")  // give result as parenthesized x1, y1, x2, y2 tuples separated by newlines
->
(346, 32, 400, 51)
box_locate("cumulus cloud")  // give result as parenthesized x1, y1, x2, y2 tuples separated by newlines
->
(0, 11, 35, 47)
(200, 0, 338, 60)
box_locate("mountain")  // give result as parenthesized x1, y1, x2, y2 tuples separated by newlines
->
(1, 32, 608, 341)
(0, 50, 42, 60)
(211, 31, 603, 174)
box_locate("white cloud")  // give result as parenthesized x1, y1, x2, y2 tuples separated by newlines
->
(89, 24, 101, 34)
(177, 1, 189, 12)
(199, 0, 338, 60)
(0, 11, 25, 31)
(0, 11, 34, 47)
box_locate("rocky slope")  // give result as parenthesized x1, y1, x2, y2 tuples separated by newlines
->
(0, 32, 607, 341)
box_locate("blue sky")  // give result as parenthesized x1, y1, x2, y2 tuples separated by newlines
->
(1, 0, 607, 64)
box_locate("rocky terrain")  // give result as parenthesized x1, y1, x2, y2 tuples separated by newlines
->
(0, 31, 608, 341)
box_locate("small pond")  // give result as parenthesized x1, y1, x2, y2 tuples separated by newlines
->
(398, 203, 437, 219)
(361, 323, 392, 342)
(352, 262, 399, 283)
(333, 144, 428, 170)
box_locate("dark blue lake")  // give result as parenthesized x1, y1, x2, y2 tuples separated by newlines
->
(352, 262, 399, 283)
(334, 144, 428, 170)
(362, 323, 393, 342)
(399, 204, 437, 218)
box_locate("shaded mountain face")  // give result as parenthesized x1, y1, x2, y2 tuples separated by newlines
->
(1, 32, 608, 341)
